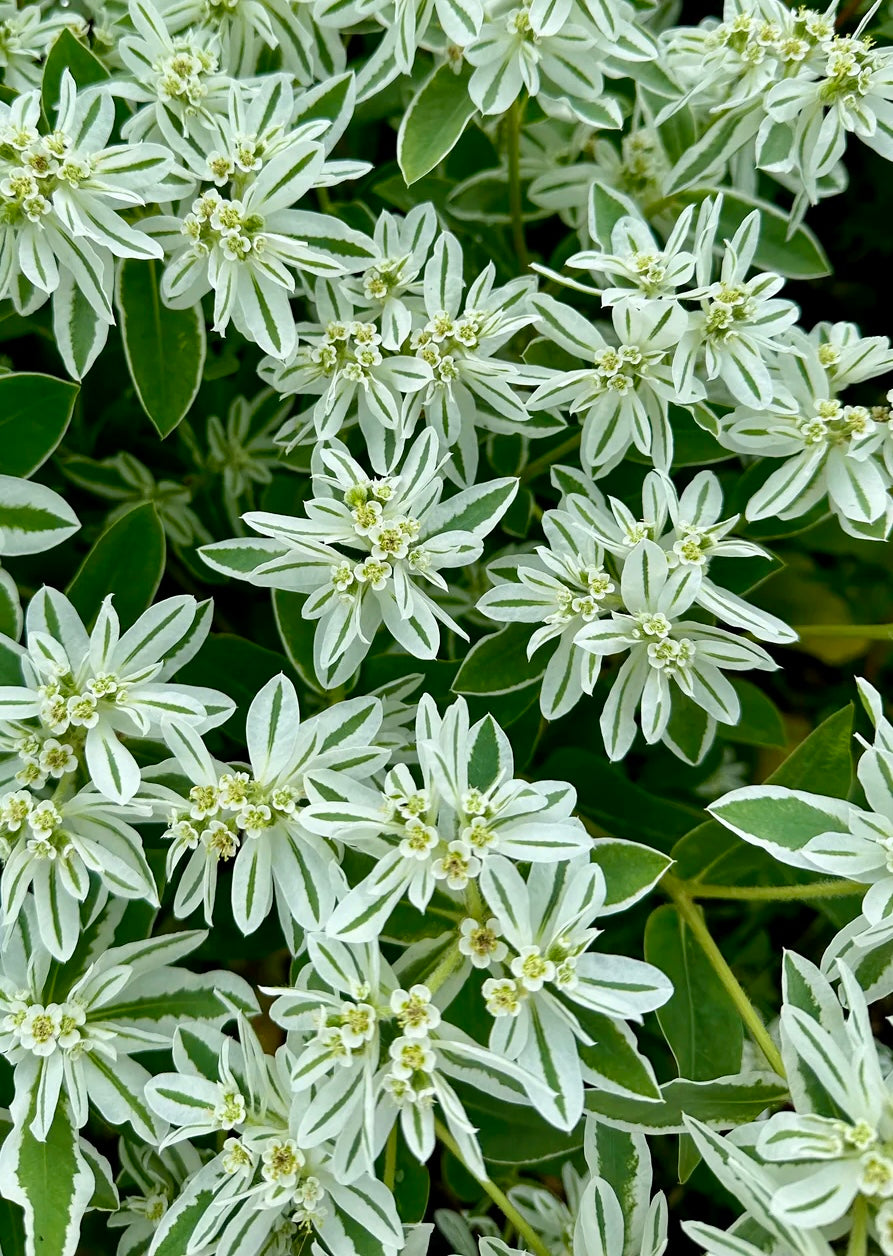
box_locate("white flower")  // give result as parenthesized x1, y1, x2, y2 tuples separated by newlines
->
(529, 294, 693, 476)
(302, 695, 589, 941)
(0, 589, 232, 805)
(459, 917, 508, 969)
(466, 0, 629, 124)
(721, 325, 893, 539)
(201, 428, 518, 688)
(575, 540, 777, 761)
(145, 673, 386, 941)
(390, 984, 442, 1038)
(0, 901, 253, 1142)
(0, 71, 171, 322)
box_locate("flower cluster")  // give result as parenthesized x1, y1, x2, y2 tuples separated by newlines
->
(3, 0, 893, 1254)
(479, 469, 790, 758)
(202, 429, 518, 687)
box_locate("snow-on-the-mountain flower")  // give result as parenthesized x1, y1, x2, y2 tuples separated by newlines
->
(146, 1014, 405, 1256)
(709, 676, 893, 970)
(672, 201, 800, 409)
(200, 428, 518, 688)
(0, 69, 171, 324)
(258, 276, 434, 466)
(479, 469, 792, 728)
(342, 204, 438, 349)
(404, 233, 540, 485)
(0, 784, 157, 960)
(263, 932, 549, 1182)
(0, 590, 231, 804)
(140, 68, 376, 360)
(465, 0, 635, 125)
(476, 855, 671, 1129)
(0, 899, 255, 1144)
(301, 695, 591, 941)
(108, 1139, 207, 1256)
(574, 540, 777, 761)
(720, 325, 893, 539)
(143, 673, 388, 947)
(528, 294, 691, 476)
(118, 0, 230, 145)
(684, 955, 893, 1247)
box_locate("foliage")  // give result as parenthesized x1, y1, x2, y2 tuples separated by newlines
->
(2, 1, 893, 1255)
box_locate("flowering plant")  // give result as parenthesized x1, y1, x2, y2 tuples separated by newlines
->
(3, 2, 893, 1255)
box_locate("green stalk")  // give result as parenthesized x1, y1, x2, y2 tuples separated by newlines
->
(423, 939, 462, 995)
(506, 97, 529, 271)
(794, 623, 893, 639)
(521, 431, 582, 483)
(662, 875, 786, 1078)
(688, 879, 863, 902)
(383, 1125, 398, 1192)
(847, 1194, 868, 1256)
(434, 1120, 551, 1256)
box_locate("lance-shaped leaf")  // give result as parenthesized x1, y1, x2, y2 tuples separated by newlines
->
(115, 258, 206, 438)
(398, 64, 476, 185)
(0, 1098, 93, 1256)
(0, 374, 79, 477)
(0, 476, 80, 557)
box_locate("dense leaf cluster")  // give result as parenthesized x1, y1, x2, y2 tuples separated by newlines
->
(2, 1, 893, 1255)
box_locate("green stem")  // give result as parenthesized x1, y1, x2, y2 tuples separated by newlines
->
(506, 97, 529, 271)
(794, 623, 893, 639)
(847, 1194, 868, 1256)
(465, 879, 485, 919)
(424, 939, 462, 995)
(662, 875, 786, 1079)
(521, 431, 582, 483)
(434, 1120, 551, 1256)
(687, 879, 863, 902)
(383, 1124, 398, 1192)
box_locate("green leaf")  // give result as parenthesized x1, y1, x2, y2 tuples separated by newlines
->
(677, 188, 831, 280)
(720, 679, 787, 748)
(764, 704, 854, 797)
(380, 1137, 429, 1224)
(584, 1074, 788, 1134)
(151, 1188, 218, 1256)
(0, 478, 80, 556)
(273, 589, 324, 694)
(671, 705, 854, 885)
(0, 1197, 27, 1256)
(448, 169, 549, 224)
(459, 1089, 584, 1166)
(645, 906, 744, 1079)
(66, 502, 166, 629)
(41, 30, 108, 121)
(115, 259, 206, 438)
(453, 623, 544, 696)
(0, 571, 21, 641)
(577, 1010, 662, 1101)
(177, 633, 300, 724)
(539, 748, 699, 851)
(587, 181, 640, 249)
(645, 903, 744, 1177)
(665, 110, 762, 196)
(397, 64, 477, 185)
(0, 1098, 94, 1256)
(0, 373, 79, 476)
(591, 838, 671, 913)
(708, 787, 849, 854)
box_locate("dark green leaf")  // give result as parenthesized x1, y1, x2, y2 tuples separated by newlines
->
(115, 259, 206, 438)
(66, 502, 165, 629)
(0, 373, 79, 476)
